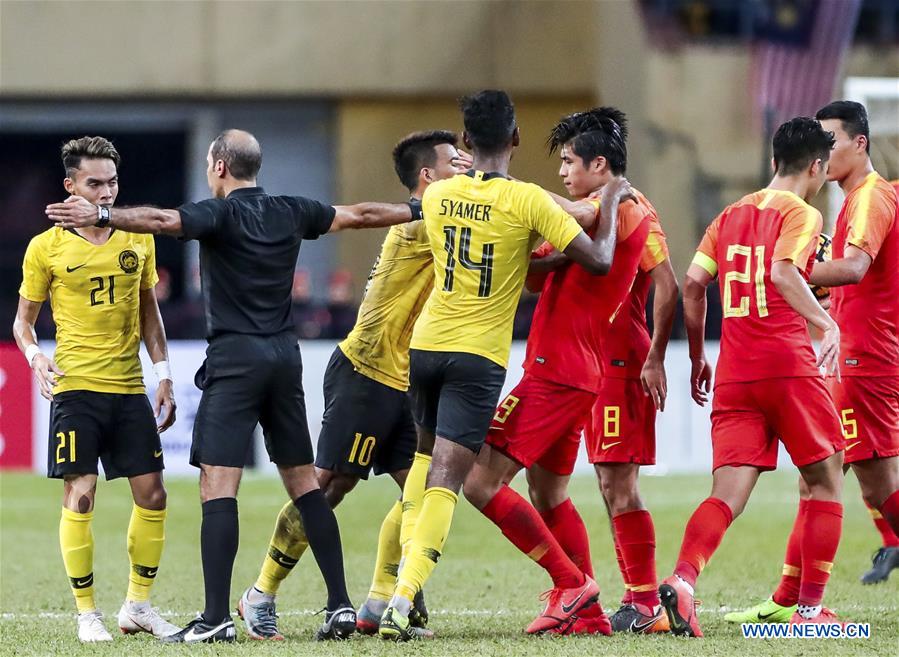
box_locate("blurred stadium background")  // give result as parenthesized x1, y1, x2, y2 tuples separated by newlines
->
(0, 2, 897, 471)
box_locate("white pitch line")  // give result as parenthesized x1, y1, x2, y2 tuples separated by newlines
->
(1, 604, 895, 621)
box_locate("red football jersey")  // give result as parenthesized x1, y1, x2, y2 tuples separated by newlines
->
(523, 191, 652, 393)
(692, 189, 822, 386)
(603, 209, 669, 380)
(829, 173, 899, 377)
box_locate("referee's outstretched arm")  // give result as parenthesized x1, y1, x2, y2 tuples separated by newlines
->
(46, 198, 183, 236)
(329, 201, 419, 232)
(46, 196, 420, 236)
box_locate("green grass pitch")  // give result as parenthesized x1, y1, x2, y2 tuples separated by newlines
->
(1, 470, 895, 656)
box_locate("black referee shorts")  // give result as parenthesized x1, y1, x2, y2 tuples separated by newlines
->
(191, 332, 313, 468)
(314, 347, 417, 479)
(408, 348, 506, 452)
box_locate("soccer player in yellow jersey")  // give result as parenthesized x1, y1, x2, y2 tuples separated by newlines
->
(378, 90, 636, 640)
(237, 131, 468, 640)
(12, 137, 177, 642)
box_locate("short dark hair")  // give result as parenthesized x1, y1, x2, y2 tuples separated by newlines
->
(459, 90, 516, 154)
(210, 129, 262, 180)
(772, 117, 835, 176)
(392, 130, 458, 191)
(61, 136, 120, 177)
(815, 100, 870, 153)
(547, 107, 628, 175)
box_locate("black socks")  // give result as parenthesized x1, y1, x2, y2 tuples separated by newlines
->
(294, 489, 351, 610)
(201, 497, 239, 624)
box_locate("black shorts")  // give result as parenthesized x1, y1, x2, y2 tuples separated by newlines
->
(409, 349, 506, 452)
(48, 390, 163, 480)
(191, 332, 313, 468)
(314, 347, 417, 479)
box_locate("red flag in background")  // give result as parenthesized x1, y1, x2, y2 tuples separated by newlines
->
(0, 342, 34, 469)
(752, 0, 862, 129)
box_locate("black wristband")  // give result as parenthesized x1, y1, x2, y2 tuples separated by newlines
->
(407, 199, 423, 222)
(95, 206, 111, 228)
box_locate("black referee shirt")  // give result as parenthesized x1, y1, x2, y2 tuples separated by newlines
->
(178, 187, 335, 339)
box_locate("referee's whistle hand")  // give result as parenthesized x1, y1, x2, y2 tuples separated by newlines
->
(45, 196, 97, 228)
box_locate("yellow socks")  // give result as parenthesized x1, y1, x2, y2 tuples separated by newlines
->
(126, 504, 166, 602)
(400, 452, 432, 558)
(255, 500, 308, 595)
(59, 507, 95, 613)
(368, 499, 403, 602)
(395, 487, 457, 601)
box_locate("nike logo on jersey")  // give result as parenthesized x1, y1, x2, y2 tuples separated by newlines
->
(845, 441, 861, 452)
(560, 589, 587, 614)
(601, 441, 622, 450)
(154, 449, 163, 458)
(66, 264, 86, 273)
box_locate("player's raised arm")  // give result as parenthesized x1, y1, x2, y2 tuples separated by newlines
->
(545, 190, 598, 228)
(642, 258, 679, 411)
(328, 200, 420, 232)
(525, 241, 569, 292)
(46, 196, 183, 236)
(810, 245, 872, 287)
(561, 176, 631, 275)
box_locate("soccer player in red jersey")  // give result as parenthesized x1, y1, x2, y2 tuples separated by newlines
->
(856, 181, 899, 579)
(659, 117, 845, 637)
(582, 183, 678, 634)
(523, 108, 678, 635)
(813, 103, 899, 586)
(732, 104, 899, 617)
(462, 108, 651, 636)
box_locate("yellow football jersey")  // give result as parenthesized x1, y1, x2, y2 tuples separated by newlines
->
(339, 220, 433, 391)
(19, 227, 159, 394)
(411, 170, 583, 367)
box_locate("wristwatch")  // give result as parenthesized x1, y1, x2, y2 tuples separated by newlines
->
(96, 205, 111, 228)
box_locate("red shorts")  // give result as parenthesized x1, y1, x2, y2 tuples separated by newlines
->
(585, 377, 656, 465)
(485, 374, 595, 476)
(711, 377, 843, 471)
(828, 375, 899, 465)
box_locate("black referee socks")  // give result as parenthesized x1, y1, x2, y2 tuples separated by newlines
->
(294, 489, 351, 610)
(201, 497, 239, 624)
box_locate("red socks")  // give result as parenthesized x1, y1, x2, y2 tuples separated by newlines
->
(612, 539, 633, 604)
(612, 510, 659, 608)
(674, 497, 733, 588)
(798, 499, 843, 607)
(540, 498, 594, 579)
(867, 498, 899, 548)
(877, 490, 899, 543)
(773, 499, 807, 606)
(482, 486, 584, 589)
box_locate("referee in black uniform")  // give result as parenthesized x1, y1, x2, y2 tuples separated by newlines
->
(46, 129, 423, 643)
